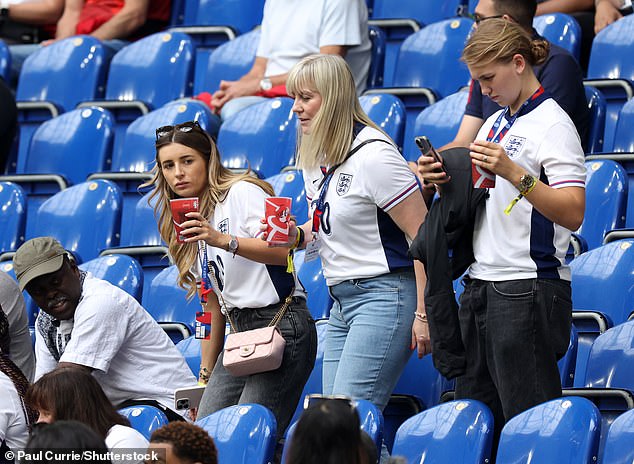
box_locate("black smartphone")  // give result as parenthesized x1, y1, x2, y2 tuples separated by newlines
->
(415, 136, 446, 174)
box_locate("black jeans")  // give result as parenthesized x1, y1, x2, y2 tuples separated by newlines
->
(197, 298, 317, 439)
(454, 278, 572, 445)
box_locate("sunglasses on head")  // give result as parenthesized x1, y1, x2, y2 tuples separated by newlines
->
(155, 120, 202, 140)
(469, 13, 505, 24)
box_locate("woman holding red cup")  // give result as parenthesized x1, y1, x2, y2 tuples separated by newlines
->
(142, 121, 316, 442)
(283, 54, 430, 461)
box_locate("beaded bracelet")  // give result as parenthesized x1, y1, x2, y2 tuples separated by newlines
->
(415, 312, 428, 323)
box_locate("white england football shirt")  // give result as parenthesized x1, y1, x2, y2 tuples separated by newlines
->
(304, 126, 419, 286)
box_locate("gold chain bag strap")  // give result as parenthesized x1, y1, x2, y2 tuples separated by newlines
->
(203, 242, 294, 377)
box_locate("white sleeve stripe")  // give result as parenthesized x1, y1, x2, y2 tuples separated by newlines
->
(550, 179, 585, 188)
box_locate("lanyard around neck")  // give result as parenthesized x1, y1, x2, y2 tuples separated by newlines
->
(311, 138, 391, 234)
(486, 86, 544, 144)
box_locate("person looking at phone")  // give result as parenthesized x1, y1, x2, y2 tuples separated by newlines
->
(282, 54, 429, 461)
(420, 19, 585, 451)
(13, 236, 196, 420)
(26, 366, 148, 457)
(143, 121, 316, 446)
(443, 0, 589, 152)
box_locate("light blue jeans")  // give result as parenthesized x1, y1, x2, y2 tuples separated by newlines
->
(325, 270, 416, 462)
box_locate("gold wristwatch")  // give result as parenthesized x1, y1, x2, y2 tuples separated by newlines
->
(518, 174, 537, 196)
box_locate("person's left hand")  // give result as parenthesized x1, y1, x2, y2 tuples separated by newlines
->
(411, 317, 431, 359)
(182, 212, 225, 247)
(469, 140, 521, 182)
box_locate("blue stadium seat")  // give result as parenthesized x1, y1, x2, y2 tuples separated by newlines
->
(0, 40, 10, 83)
(570, 239, 634, 387)
(496, 397, 601, 464)
(584, 86, 606, 154)
(365, 18, 473, 149)
(602, 408, 634, 464)
(612, 97, 634, 154)
(559, 325, 579, 388)
(78, 254, 143, 302)
(574, 159, 627, 252)
(283, 396, 384, 463)
(12, 36, 108, 173)
(100, 191, 169, 299)
(1, 107, 114, 237)
(118, 405, 169, 441)
(192, 28, 260, 97)
(217, 97, 297, 178)
(391, 400, 493, 464)
(533, 13, 582, 61)
(359, 93, 406, 149)
(367, 25, 386, 90)
(79, 32, 195, 161)
(142, 265, 199, 344)
(28, 179, 122, 263)
(90, 99, 216, 244)
(570, 239, 634, 385)
(175, 335, 201, 378)
(265, 169, 308, 223)
(176, 0, 264, 48)
(404, 89, 469, 161)
(294, 251, 332, 320)
(585, 14, 634, 151)
(0, 182, 26, 256)
(369, 0, 465, 86)
(383, 353, 449, 452)
(196, 403, 277, 464)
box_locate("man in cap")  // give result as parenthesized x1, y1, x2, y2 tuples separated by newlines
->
(14, 236, 196, 419)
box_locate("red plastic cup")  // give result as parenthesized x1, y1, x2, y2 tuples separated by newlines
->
(472, 164, 496, 188)
(170, 197, 199, 243)
(264, 197, 292, 244)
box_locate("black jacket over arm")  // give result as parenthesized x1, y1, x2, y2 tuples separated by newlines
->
(409, 147, 487, 379)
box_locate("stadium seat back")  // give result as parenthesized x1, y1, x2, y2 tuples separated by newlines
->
(106, 32, 194, 109)
(217, 98, 297, 178)
(0, 182, 26, 255)
(78, 254, 143, 302)
(533, 13, 582, 60)
(586, 15, 634, 150)
(576, 160, 627, 250)
(584, 85, 606, 154)
(29, 179, 122, 263)
(391, 400, 494, 464)
(601, 408, 634, 464)
(142, 265, 198, 344)
(183, 0, 264, 33)
(16, 35, 107, 112)
(496, 397, 601, 464)
(193, 29, 260, 96)
(196, 403, 277, 464)
(404, 89, 468, 161)
(118, 405, 169, 440)
(360, 93, 406, 148)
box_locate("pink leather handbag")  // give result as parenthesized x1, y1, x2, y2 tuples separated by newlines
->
(223, 325, 286, 377)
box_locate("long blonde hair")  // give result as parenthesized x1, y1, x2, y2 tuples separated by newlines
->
(462, 18, 549, 70)
(142, 121, 274, 298)
(286, 54, 385, 170)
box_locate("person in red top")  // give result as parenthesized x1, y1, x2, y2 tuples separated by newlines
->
(8, 0, 171, 87)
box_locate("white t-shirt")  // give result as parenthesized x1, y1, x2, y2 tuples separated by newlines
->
(257, 0, 371, 94)
(469, 97, 586, 281)
(304, 126, 419, 286)
(194, 181, 304, 311)
(106, 424, 148, 464)
(0, 372, 28, 451)
(0, 271, 35, 382)
(34, 273, 196, 410)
